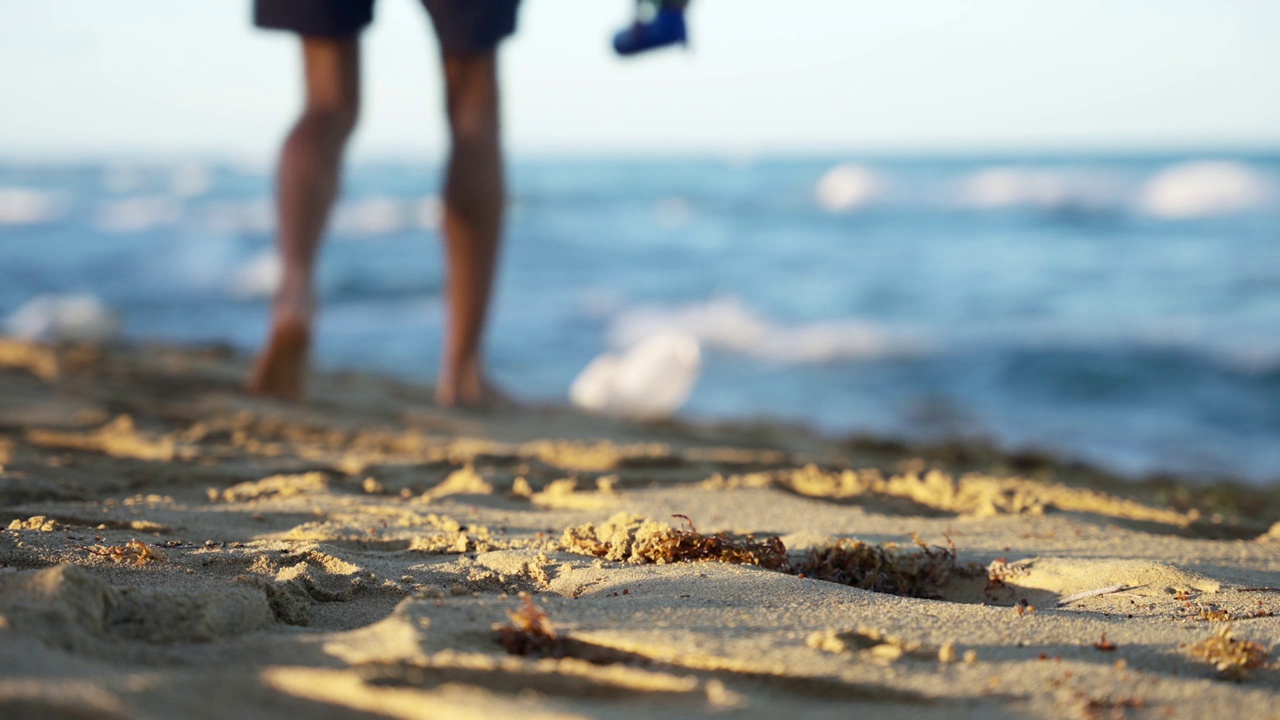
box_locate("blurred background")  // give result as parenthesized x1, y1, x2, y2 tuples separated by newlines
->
(1, 1, 1278, 482)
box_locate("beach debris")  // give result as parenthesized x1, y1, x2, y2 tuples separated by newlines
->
(82, 539, 167, 566)
(1082, 696, 1146, 720)
(1057, 584, 1128, 607)
(1186, 625, 1270, 681)
(561, 513, 788, 569)
(984, 557, 1031, 600)
(1195, 607, 1237, 622)
(563, 515, 978, 598)
(1092, 634, 1117, 652)
(793, 534, 973, 599)
(636, 514, 787, 568)
(494, 592, 561, 657)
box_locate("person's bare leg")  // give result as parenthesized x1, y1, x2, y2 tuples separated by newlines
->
(249, 36, 361, 400)
(435, 52, 507, 408)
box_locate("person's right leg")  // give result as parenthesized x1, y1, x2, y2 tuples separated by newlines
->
(248, 36, 361, 400)
(421, 0, 522, 408)
(434, 52, 507, 408)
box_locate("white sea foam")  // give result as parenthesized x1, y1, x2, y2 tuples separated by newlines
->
(570, 332, 701, 420)
(815, 164, 880, 212)
(6, 295, 120, 343)
(96, 196, 182, 233)
(229, 251, 282, 301)
(653, 196, 694, 229)
(331, 197, 411, 237)
(956, 166, 1133, 214)
(201, 199, 275, 235)
(101, 166, 145, 194)
(170, 162, 213, 198)
(415, 196, 442, 231)
(959, 167, 1068, 209)
(1139, 161, 1272, 219)
(0, 188, 62, 226)
(608, 297, 927, 365)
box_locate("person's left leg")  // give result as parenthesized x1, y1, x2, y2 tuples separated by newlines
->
(248, 35, 362, 400)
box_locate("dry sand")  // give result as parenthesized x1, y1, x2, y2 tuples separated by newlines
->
(1, 337, 1279, 719)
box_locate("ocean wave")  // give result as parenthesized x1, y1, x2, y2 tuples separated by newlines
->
(169, 162, 213, 199)
(1138, 161, 1273, 219)
(0, 187, 62, 226)
(5, 294, 120, 343)
(955, 166, 1124, 213)
(329, 196, 441, 237)
(101, 166, 146, 194)
(653, 196, 694, 228)
(606, 297, 929, 364)
(96, 196, 183, 233)
(815, 164, 881, 212)
(199, 199, 275, 236)
(228, 251, 281, 301)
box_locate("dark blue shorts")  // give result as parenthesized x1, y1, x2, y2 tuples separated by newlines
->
(254, 0, 521, 52)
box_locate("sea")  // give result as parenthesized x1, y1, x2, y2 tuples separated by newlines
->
(1, 153, 1278, 484)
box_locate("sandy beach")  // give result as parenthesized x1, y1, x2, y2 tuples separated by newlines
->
(2, 337, 1279, 719)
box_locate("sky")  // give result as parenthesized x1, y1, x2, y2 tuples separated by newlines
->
(1, 0, 1279, 159)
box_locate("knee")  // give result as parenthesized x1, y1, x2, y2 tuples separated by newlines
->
(301, 101, 359, 143)
(443, 55, 500, 145)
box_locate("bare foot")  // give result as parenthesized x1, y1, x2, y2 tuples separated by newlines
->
(435, 371, 515, 410)
(247, 318, 311, 401)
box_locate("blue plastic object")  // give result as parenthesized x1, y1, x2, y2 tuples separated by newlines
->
(613, 7, 687, 56)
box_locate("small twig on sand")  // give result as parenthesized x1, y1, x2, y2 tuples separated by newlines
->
(1058, 584, 1128, 607)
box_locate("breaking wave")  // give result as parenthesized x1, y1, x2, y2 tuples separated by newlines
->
(1138, 161, 1273, 219)
(0, 187, 62, 226)
(606, 297, 930, 364)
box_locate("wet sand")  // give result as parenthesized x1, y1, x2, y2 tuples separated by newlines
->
(2, 337, 1278, 719)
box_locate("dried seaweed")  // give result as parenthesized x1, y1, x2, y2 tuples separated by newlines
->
(494, 592, 561, 657)
(563, 515, 980, 599)
(81, 538, 167, 566)
(792, 533, 972, 599)
(636, 515, 789, 569)
(561, 513, 788, 570)
(1186, 624, 1270, 680)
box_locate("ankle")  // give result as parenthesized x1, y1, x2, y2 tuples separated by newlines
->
(273, 273, 315, 323)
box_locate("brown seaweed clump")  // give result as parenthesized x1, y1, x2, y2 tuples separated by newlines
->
(792, 534, 971, 599)
(82, 539, 167, 566)
(1186, 625, 1271, 681)
(561, 513, 788, 570)
(494, 592, 561, 658)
